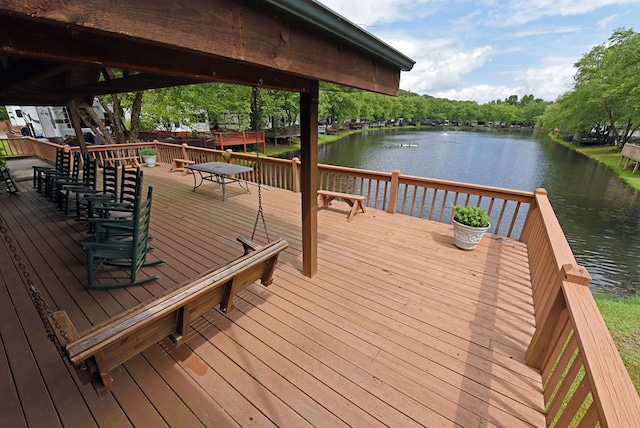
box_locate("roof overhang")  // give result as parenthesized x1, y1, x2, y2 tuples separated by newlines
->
(0, 0, 415, 105)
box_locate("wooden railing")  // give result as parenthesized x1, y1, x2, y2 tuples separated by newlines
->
(1, 135, 36, 157)
(523, 189, 640, 427)
(208, 131, 266, 153)
(26, 138, 640, 425)
(33, 137, 535, 233)
(305, 163, 534, 238)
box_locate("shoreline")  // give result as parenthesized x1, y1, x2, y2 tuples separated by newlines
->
(549, 133, 640, 192)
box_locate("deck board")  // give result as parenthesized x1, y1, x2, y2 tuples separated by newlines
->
(0, 162, 545, 427)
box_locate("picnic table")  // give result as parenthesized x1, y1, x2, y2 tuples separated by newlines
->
(186, 161, 252, 201)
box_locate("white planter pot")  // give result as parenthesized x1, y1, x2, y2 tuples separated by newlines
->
(452, 218, 490, 250)
(142, 155, 157, 167)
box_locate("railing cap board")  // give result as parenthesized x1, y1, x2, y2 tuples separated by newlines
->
(561, 263, 591, 285)
(400, 174, 534, 203)
(531, 189, 578, 269)
(562, 280, 640, 426)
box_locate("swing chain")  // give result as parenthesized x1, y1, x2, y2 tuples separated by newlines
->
(0, 218, 70, 358)
(251, 150, 270, 242)
(251, 85, 270, 242)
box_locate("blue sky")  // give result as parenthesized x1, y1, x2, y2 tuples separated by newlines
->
(317, 0, 640, 103)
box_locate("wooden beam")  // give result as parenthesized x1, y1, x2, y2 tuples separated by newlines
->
(67, 99, 88, 153)
(0, 15, 314, 100)
(0, 0, 402, 95)
(299, 81, 318, 277)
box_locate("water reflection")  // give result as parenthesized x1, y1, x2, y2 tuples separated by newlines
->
(309, 128, 640, 296)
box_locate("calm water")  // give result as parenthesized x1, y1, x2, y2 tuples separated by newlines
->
(311, 128, 640, 296)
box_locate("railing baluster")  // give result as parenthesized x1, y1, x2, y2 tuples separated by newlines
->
(494, 200, 507, 235)
(507, 201, 522, 238)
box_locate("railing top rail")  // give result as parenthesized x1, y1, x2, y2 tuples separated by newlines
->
(318, 163, 394, 180)
(563, 278, 640, 426)
(179, 145, 292, 166)
(80, 142, 155, 152)
(399, 173, 535, 202)
(529, 188, 579, 270)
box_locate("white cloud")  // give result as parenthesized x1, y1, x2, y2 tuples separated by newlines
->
(365, 32, 483, 96)
(317, 0, 434, 27)
(317, 0, 633, 103)
(512, 26, 581, 38)
(512, 60, 577, 101)
(401, 55, 577, 103)
(429, 85, 522, 104)
(320, 0, 639, 28)
(493, 0, 639, 26)
(597, 14, 619, 29)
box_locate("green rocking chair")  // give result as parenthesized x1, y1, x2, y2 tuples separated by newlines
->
(81, 186, 165, 289)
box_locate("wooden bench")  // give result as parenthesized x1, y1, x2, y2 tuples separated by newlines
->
(317, 189, 366, 222)
(169, 158, 195, 175)
(49, 237, 288, 393)
(618, 143, 640, 173)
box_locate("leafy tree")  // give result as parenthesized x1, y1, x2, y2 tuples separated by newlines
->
(540, 28, 640, 145)
(261, 89, 299, 128)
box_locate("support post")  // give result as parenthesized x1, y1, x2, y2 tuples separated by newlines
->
(299, 82, 319, 277)
(291, 157, 301, 193)
(387, 169, 401, 213)
(67, 99, 88, 153)
(181, 142, 189, 160)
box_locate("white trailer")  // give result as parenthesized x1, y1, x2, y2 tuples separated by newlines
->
(6, 100, 106, 141)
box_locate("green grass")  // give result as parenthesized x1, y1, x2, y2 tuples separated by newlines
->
(594, 294, 640, 395)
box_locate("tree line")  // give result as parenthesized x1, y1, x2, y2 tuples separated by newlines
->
(131, 83, 548, 136)
(60, 82, 547, 143)
(0, 76, 550, 144)
(538, 28, 640, 146)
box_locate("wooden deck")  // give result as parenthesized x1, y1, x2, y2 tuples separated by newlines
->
(0, 163, 545, 427)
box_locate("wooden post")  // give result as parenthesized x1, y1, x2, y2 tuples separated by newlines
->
(526, 264, 590, 368)
(387, 169, 401, 213)
(520, 188, 545, 242)
(299, 82, 319, 277)
(181, 142, 189, 160)
(67, 99, 88, 153)
(291, 157, 301, 193)
(526, 286, 566, 369)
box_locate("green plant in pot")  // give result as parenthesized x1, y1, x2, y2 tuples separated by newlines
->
(451, 204, 490, 250)
(139, 147, 158, 167)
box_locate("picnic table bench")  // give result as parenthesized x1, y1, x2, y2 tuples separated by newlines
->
(169, 158, 195, 175)
(618, 143, 640, 173)
(317, 189, 366, 222)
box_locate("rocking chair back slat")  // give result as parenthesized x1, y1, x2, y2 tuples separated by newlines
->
(33, 146, 64, 189)
(81, 186, 164, 289)
(46, 151, 80, 200)
(56, 155, 99, 215)
(75, 165, 119, 221)
(35, 149, 71, 193)
(119, 167, 143, 206)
